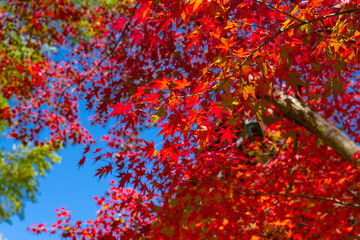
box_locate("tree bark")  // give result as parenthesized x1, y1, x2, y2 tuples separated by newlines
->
(270, 88, 360, 163)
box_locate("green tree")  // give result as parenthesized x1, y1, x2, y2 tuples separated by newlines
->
(0, 143, 60, 223)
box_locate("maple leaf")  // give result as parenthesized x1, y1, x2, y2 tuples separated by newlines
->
(284, 71, 306, 98)
(129, 29, 143, 47)
(217, 37, 238, 53)
(143, 139, 156, 160)
(93, 148, 103, 154)
(191, 0, 203, 12)
(324, 78, 344, 101)
(108, 102, 133, 120)
(94, 164, 112, 180)
(173, 78, 190, 90)
(151, 106, 167, 127)
(152, 76, 170, 91)
(83, 145, 90, 154)
(185, 37, 198, 53)
(110, 15, 127, 35)
(233, 48, 251, 58)
(77, 156, 86, 168)
(218, 126, 237, 146)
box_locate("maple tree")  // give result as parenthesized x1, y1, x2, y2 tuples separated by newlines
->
(0, 0, 131, 222)
(2, 0, 359, 239)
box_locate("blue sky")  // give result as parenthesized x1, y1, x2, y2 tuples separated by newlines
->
(0, 146, 110, 240)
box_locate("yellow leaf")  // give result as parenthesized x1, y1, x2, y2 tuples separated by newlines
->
(232, 100, 239, 105)
(262, 61, 268, 76)
(191, 0, 203, 11)
(250, 236, 261, 240)
(242, 85, 255, 100)
(64, 226, 71, 231)
(281, 18, 292, 30)
(285, 229, 293, 238)
(290, 5, 299, 16)
(150, 106, 167, 127)
(241, 64, 252, 75)
(333, 19, 347, 35)
(181, 11, 187, 22)
(150, 115, 160, 127)
(329, 40, 344, 52)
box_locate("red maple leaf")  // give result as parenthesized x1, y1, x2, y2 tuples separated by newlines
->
(110, 15, 127, 35)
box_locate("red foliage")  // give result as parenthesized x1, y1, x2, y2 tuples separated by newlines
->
(5, 0, 360, 238)
(28, 181, 155, 239)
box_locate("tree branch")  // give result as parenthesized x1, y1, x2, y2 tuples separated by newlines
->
(270, 88, 360, 163)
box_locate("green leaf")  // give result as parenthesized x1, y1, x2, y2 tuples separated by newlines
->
(150, 106, 167, 127)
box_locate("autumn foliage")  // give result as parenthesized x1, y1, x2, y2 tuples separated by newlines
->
(3, 0, 360, 239)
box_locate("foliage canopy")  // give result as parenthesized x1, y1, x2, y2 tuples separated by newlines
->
(2, 0, 360, 239)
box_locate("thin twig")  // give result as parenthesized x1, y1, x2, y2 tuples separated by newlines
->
(212, 7, 360, 97)
(198, 177, 360, 208)
(255, 0, 304, 23)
